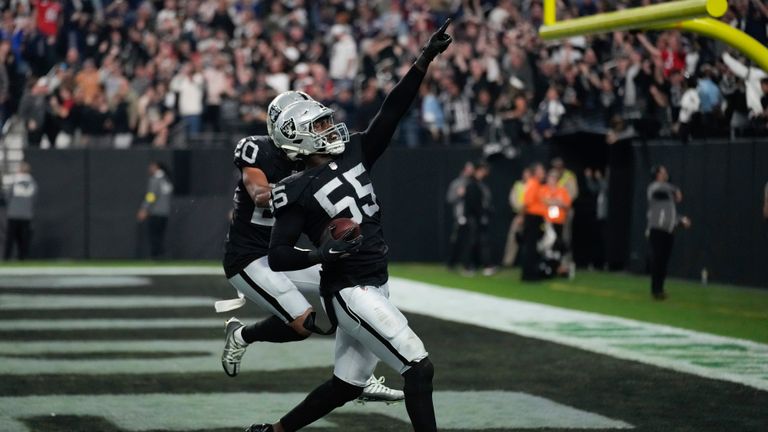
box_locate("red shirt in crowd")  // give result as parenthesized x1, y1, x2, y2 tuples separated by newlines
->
(34, 0, 61, 37)
(661, 49, 685, 77)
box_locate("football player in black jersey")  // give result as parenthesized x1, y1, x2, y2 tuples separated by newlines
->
(250, 20, 453, 432)
(219, 90, 403, 402)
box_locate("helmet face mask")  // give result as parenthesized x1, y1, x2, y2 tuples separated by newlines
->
(273, 101, 349, 161)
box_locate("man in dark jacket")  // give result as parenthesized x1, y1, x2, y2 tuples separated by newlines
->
(462, 161, 494, 275)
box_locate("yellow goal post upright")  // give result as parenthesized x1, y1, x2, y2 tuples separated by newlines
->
(539, 0, 768, 72)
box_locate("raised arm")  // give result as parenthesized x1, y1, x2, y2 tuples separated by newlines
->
(722, 52, 749, 79)
(361, 19, 453, 168)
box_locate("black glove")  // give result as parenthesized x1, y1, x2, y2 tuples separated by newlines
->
(415, 18, 453, 71)
(309, 225, 363, 263)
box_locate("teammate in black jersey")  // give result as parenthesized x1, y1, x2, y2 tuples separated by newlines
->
(249, 20, 453, 432)
(218, 91, 402, 402)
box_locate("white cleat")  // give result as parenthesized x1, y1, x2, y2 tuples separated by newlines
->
(222, 317, 248, 377)
(357, 375, 405, 404)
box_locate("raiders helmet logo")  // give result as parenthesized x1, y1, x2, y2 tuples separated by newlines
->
(268, 106, 280, 123)
(280, 118, 297, 139)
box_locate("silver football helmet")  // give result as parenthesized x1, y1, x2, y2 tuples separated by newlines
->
(266, 90, 312, 137)
(272, 100, 349, 160)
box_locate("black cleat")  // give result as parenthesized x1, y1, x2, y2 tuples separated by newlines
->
(245, 424, 274, 432)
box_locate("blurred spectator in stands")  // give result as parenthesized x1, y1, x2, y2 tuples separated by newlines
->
(471, 87, 496, 147)
(170, 62, 204, 136)
(77, 90, 113, 148)
(697, 65, 722, 136)
(443, 79, 472, 146)
(75, 59, 101, 106)
(462, 161, 495, 276)
(722, 51, 767, 124)
(446, 161, 474, 270)
(355, 79, 381, 133)
(329, 24, 357, 89)
(637, 32, 686, 78)
(111, 79, 136, 148)
(19, 78, 48, 147)
(499, 93, 532, 149)
(503, 167, 530, 268)
(420, 81, 445, 146)
(541, 169, 573, 277)
(203, 54, 233, 133)
(137, 161, 174, 260)
(585, 167, 609, 269)
(647, 165, 691, 300)
(677, 74, 700, 143)
(136, 82, 175, 147)
(732, 0, 768, 46)
(238, 86, 268, 135)
(533, 86, 565, 143)
(719, 63, 750, 136)
(521, 162, 546, 281)
(3, 161, 36, 261)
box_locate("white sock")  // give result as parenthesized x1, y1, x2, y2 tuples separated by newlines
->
(234, 326, 248, 345)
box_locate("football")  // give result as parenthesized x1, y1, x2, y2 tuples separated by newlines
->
(328, 218, 361, 240)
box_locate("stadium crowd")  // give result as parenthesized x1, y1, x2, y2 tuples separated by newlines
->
(1, 0, 767, 149)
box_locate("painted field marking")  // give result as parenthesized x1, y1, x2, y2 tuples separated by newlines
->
(0, 318, 261, 331)
(0, 294, 218, 310)
(0, 276, 151, 288)
(0, 267, 223, 276)
(0, 340, 335, 375)
(0, 391, 632, 431)
(388, 278, 768, 391)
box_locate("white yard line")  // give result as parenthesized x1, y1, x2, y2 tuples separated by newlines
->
(388, 277, 768, 392)
(0, 266, 223, 276)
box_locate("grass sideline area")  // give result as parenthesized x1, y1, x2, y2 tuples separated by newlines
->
(2, 260, 766, 344)
(389, 264, 768, 344)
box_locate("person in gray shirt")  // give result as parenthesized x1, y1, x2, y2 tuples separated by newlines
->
(137, 161, 174, 259)
(647, 165, 691, 300)
(4, 162, 37, 260)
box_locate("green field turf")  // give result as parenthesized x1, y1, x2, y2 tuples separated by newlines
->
(3, 261, 767, 344)
(388, 264, 768, 344)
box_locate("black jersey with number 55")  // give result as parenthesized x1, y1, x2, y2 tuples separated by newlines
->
(223, 135, 298, 278)
(272, 135, 388, 294)
(270, 65, 427, 294)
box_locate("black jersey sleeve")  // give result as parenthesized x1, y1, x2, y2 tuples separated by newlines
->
(233, 135, 269, 169)
(359, 65, 426, 169)
(269, 204, 319, 271)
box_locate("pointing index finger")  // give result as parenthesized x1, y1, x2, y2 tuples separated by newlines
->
(437, 18, 452, 35)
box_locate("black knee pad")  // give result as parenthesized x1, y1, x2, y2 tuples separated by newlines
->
(328, 376, 364, 406)
(403, 357, 434, 394)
